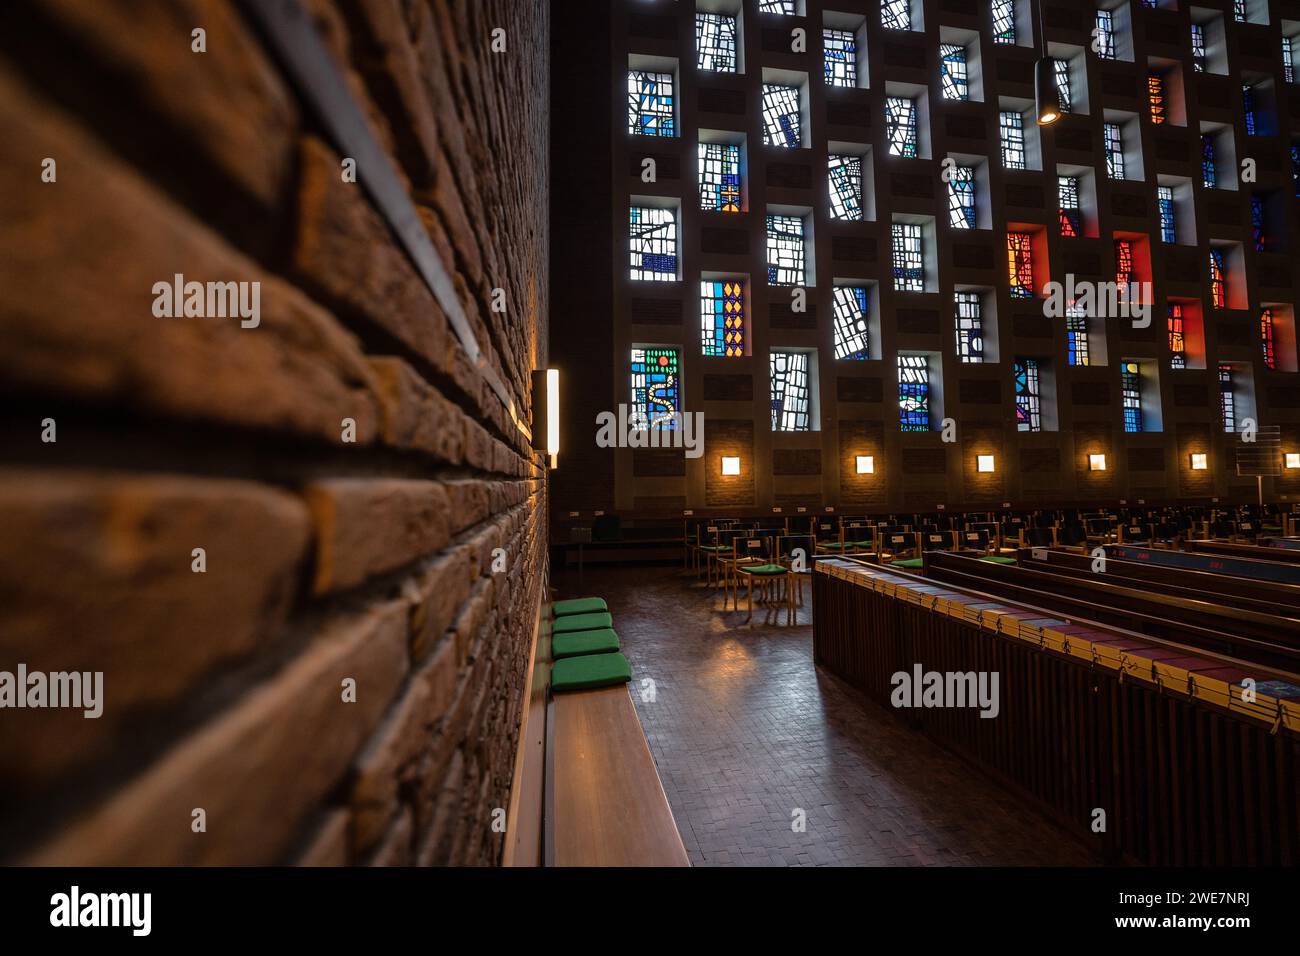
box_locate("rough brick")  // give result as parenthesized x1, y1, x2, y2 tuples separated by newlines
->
(0, 65, 381, 445)
(0, 469, 309, 799)
(368, 356, 465, 463)
(305, 479, 451, 593)
(26, 0, 298, 212)
(295, 809, 351, 866)
(28, 601, 410, 865)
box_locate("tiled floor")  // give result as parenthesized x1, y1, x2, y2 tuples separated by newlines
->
(554, 562, 1092, 867)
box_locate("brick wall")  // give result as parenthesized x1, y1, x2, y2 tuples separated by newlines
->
(0, 0, 548, 865)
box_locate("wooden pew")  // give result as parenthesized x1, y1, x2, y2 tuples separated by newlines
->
(1017, 546, 1300, 614)
(812, 557, 1300, 866)
(923, 551, 1300, 673)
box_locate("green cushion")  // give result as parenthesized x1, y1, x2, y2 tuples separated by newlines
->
(553, 627, 620, 659)
(819, 542, 846, 550)
(553, 596, 607, 617)
(551, 652, 632, 693)
(698, 544, 728, 552)
(738, 563, 787, 576)
(850, 540, 875, 548)
(980, 555, 1018, 565)
(890, 558, 924, 569)
(553, 612, 613, 634)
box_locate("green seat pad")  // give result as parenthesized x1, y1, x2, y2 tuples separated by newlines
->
(818, 541, 846, 550)
(551, 652, 632, 693)
(553, 627, 620, 659)
(980, 555, 1018, 565)
(1262, 525, 1283, 533)
(890, 558, 924, 569)
(850, 540, 875, 548)
(738, 563, 787, 576)
(553, 612, 613, 634)
(553, 596, 607, 617)
(698, 544, 728, 552)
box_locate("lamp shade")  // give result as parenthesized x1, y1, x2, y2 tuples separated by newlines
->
(1034, 57, 1062, 125)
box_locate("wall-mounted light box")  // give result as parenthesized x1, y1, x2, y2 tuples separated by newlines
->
(977, 454, 995, 473)
(1287, 453, 1300, 469)
(1190, 453, 1208, 470)
(855, 455, 874, 474)
(1089, 454, 1107, 471)
(530, 368, 559, 468)
(721, 456, 741, 476)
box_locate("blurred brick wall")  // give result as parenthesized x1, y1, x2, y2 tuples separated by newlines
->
(0, 0, 548, 865)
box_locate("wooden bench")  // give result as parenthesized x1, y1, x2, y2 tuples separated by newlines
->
(545, 684, 689, 867)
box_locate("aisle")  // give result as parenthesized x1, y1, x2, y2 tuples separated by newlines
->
(554, 565, 1091, 867)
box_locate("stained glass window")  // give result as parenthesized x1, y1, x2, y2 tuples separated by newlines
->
(629, 206, 677, 281)
(1250, 194, 1266, 252)
(1168, 303, 1187, 369)
(832, 286, 871, 360)
(1219, 364, 1235, 432)
(627, 71, 675, 137)
(766, 214, 805, 285)
(762, 84, 802, 147)
(1157, 186, 1175, 243)
(898, 355, 930, 431)
(1007, 232, 1034, 299)
(1104, 123, 1125, 180)
(1286, 37, 1296, 84)
(882, 0, 911, 32)
(1201, 134, 1217, 187)
(630, 346, 680, 429)
(1209, 248, 1226, 308)
(1191, 24, 1206, 72)
(696, 13, 737, 73)
(1054, 59, 1072, 114)
(1066, 304, 1090, 366)
(1261, 308, 1277, 369)
(1000, 111, 1026, 169)
(1096, 10, 1116, 60)
(824, 29, 858, 87)
(886, 96, 917, 158)
(1243, 83, 1258, 136)
(1115, 239, 1134, 290)
(770, 350, 811, 431)
(1014, 358, 1042, 432)
(948, 165, 976, 229)
(1148, 73, 1166, 125)
(1233, 0, 1246, 23)
(700, 279, 745, 357)
(698, 143, 742, 212)
(940, 44, 969, 101)
(759, 0, 797, 13)
(892, 222, 924, 292)
(828, 154, 863, 221)
(954, 291, 984, 363)
(1121, 362, 1143, 433)
(993, 0, 1016, 45)
(1058, 176, 1081, 237)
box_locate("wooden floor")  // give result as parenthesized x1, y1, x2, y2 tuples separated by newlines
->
(553, 563, 1092, 867)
